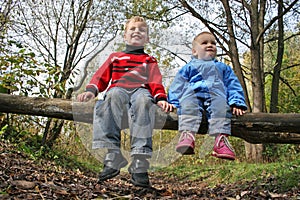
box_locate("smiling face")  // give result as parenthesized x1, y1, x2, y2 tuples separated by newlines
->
(124, 17, 149, 47)
(192, 32, 217, 60)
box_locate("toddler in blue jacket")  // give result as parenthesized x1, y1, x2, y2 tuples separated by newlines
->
(168, 32, 247, 160)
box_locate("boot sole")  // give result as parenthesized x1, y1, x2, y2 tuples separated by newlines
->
(130, 174, 151, 188)
(176, 145, 195, 155)
(98, 169, 121, 182)
(131, 179, 151, 188)
(212, 151, 235, 160)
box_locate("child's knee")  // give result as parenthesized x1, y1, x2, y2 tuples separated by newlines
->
(135, 94, 153, 106)
(106, 88, 128, 103)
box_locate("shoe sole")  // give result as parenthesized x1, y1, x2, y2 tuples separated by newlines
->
(130, 179, 151, 188)
(98, 160, 128, 182)
(130, 174, 151, 188)
(176, 145, 195, 155)
(98, 169, 121, 182)
(212, 151, 235, 160)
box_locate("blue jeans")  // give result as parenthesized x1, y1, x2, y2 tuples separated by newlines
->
(178, 86, 232, 136)
(92, 87, 156, 157)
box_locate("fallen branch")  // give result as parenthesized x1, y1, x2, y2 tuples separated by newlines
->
(0, 93, 299, 144)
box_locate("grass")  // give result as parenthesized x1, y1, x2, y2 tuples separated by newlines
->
(153, 157, 300, 192)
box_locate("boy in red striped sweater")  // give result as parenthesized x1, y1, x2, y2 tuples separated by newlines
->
(77, 16, 173, 187)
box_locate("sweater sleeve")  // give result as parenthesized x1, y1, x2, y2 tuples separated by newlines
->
(146, 57, 167, 102)
(85, 53, 114, 96)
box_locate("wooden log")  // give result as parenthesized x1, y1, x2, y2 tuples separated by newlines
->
(0, 93, 299, 144)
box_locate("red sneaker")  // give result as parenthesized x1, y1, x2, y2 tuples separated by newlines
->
(176, 131, 195, 155)
(212, 134, 235, 160)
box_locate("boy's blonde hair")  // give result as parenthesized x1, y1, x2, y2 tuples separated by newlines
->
(192, 31, 215, 47)
(124, 16, 148, 33)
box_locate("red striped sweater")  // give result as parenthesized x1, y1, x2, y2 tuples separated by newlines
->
(86, 47, 167, 102)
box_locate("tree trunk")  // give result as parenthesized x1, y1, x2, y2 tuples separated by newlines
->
(221, 0, 251, 111)
(245, 0, 267, 162)
(270, 0, 284, 113)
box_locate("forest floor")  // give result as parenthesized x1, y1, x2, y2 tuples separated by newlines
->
(0, 140, 299, 200)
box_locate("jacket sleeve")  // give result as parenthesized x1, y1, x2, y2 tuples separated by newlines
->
(221, 62, 247, 110)
(146, 57, 167, 102)
(85, 54, 114, 96)
(167, 66, 191, 108)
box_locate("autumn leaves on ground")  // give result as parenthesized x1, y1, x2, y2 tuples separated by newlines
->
(1, 140, 299, 199)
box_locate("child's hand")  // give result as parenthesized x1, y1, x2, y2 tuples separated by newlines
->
(232, 107, 245, 116)
(157, 100, 173, 112)
(77, 91, 95, 102)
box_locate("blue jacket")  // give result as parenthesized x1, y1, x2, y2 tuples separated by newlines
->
(168, 58, 247, 110)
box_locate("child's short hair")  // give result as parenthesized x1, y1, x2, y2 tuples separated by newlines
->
(124, 16, 148, 33)
(192, 31, 215, 47)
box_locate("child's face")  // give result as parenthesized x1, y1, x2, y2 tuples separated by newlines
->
(192, 33, 217, 60)
(124, 21, 149, 46)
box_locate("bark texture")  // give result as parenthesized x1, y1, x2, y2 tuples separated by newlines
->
(0, 94, 299, 144)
